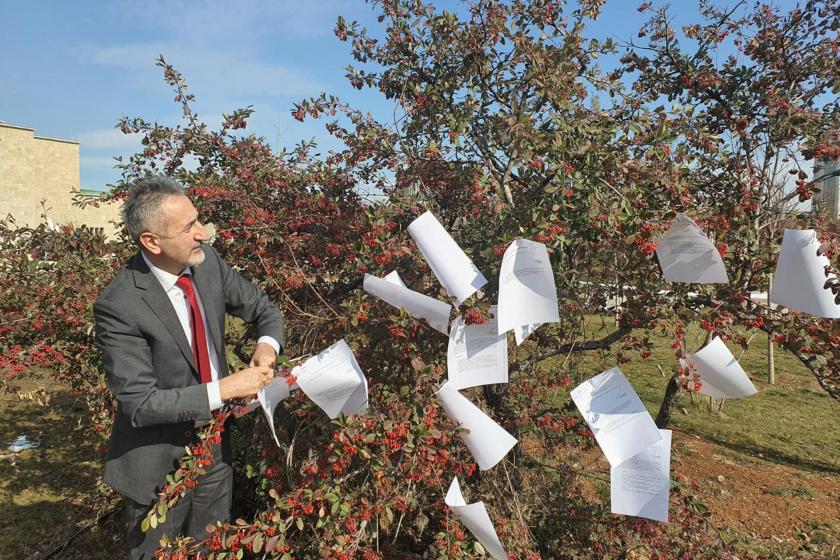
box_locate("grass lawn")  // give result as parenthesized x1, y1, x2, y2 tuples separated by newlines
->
(574, 317, 840, 472)
(0, 377, 122, 559)
(533, 317, 840, 557)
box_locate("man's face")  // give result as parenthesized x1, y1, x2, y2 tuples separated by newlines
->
(151, 194, 208, 271)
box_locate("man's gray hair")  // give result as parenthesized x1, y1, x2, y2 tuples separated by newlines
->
(123, 176, 185, 243)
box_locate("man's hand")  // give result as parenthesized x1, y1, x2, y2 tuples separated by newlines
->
(250, 342, 277, 368)
(219, 366, 274, 401)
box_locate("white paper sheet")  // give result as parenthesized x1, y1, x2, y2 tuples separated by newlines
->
(384, 270, 406, 288)
(687, 337, 757, 399)
(407, 211, 487, 304)
(570, 368, 662, 467)
(497, 239, 560, 336)
(655, 214, 728, 284)
(514, 323, 542, 345)
(448, 306, 508, 390)
(363, 273, 451, 335)
(258, 377, 291, 448)
(611, 429, 671, 523)
(293, 340, 368, 420)
(435, 381, 518, 470)
(770, 229, 840, 318)
(445, 478, 508, 560)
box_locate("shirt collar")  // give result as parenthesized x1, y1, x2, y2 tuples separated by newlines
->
(141, 251, 190, 293)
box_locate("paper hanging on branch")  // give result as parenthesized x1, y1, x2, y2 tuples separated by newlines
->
(258, 377, 291, 448)
(769, 229, 840, 318)
(435, 381, 518, 470)
(497, 239, 559, 338)
(294, 339, 368, 419)
(514, 322, 542, 346)
(655, 213, 728, 284)
(407, 211, 487, 305)
(448, 306, 508, 390)
(687, 337, 757, 399)
(570, 368, 662, 467)
(445, 477, 509, 560)
(363, 273, 451, 335)
(611, 429, 672, 523)
(383, 270, 407, 288)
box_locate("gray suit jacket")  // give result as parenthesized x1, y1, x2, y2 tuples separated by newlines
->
(94, 245, 284, 504)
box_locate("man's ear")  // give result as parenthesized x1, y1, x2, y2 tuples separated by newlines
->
(139, 232, 162, 255)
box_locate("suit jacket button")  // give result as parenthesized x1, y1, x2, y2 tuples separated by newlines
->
(184, 430, 193, 437)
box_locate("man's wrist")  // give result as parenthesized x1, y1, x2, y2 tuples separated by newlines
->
(207, 380, 224, 409)
(256, 336, 280, 355)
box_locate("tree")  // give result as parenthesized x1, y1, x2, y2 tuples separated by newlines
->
(620, 0, 840, 404)
(2, 1, 838, 557)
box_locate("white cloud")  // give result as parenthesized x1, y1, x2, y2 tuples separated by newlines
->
(108, 0, 364, 41)
(78, 0, 377, 186)
(87, 1, 374, 102)
(77, 128, 142, 149)
(89, 42, 168, 71)
(80, 156, 122, 170)
(92, 43, 322, 99)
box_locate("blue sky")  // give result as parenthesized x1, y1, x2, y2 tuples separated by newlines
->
(1, 1, 799, 191)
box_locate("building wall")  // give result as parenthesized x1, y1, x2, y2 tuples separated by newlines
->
(0, 122, 120, 235)
(813, 158, 840, 219)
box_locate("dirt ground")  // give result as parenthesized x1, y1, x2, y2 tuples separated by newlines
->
(566, 427, 840, 558)
(674, 431, 840, 557)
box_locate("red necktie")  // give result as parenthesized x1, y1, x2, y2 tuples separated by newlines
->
(176, 274, 212, 384)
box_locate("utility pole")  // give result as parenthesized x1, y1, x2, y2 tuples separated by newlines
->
(767, 273, 775, 385)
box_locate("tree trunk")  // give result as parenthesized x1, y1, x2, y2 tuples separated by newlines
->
(655, 374, 681, 428)
(482, 383, 508, 411)
(482, 383, 523, 470)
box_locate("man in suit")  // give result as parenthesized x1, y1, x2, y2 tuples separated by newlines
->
(94, 176, 284, 559)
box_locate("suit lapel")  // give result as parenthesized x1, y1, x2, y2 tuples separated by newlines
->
(191, 255, 224, 364)
(131, 253, 198, 375)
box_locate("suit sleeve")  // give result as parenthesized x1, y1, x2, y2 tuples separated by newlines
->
(94, 297, 213, 428)
(213, 249, 285, 351)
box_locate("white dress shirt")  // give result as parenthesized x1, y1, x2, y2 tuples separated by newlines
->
(142, 252, 280, 410)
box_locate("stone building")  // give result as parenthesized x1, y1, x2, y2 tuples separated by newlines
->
(0, 121, 120, 235)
